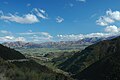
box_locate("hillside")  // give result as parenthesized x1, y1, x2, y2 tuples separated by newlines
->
(0, 44, 26, 60)
(73, 51, 120, 80)
(0, 58, 74, 80)
(0, 44, 73, 80)
(58, 36, 120, 79)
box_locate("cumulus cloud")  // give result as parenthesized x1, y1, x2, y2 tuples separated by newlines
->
(0, 36, 26, 42)
(56, 16, 64, 23)
(0, 36, 13, 42)
(4, 36, 14, 40)
(57, 32, 120, 41)
(0, 11, 39, 24)
(57, 34, 84, 41)
(106, 9, 120, 20)
(1, 29, 120, 42)
(0, 30, 53, 42)
(96, 16, 114, 26)
(105, 25, 120, 33)
(0, 30, 26, 42)
(96, 9, 120, 26)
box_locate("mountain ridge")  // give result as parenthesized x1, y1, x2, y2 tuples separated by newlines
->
(2, 36, 116, 49)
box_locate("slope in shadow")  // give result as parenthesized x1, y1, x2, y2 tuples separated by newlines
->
(0, 44, 26, 60)
(59, 36, 120, 80)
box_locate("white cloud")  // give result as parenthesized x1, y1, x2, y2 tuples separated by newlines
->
(0, 36, 14, 42)
(56, 16, 64, 23)
(1, 29, 120, 42)
(0, 36, 26, 42)
(106, 9, 120, 20)
(76, 0, 86, 2)
(96, 9, 120, 26)
(4, 36, 14, 40)
(33, 8, 48, 19)
(39, 9, 46, 14)
(105, 25, 120, 33)
(18, 31, 53, 42)
(0, 12, 39, 24)
(0, 30, 53, 42)
(0, 30, 26, 42)
(0, 8, 48, 24)
(57, 34, 84, 41)
(57, 32, 120, 41)
(96, 16, 114, 26)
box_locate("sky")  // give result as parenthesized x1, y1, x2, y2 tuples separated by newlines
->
(0, 0, 120, 43)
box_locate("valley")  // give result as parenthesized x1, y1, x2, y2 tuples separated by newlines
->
(0, 1, 120, 80)
(0, 44, 74, 80)
(1, 35, 120, 80)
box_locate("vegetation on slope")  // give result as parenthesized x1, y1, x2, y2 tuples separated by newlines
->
(0, 58, 74, 80)
(0, 44, 25, 60)
(0, 44, 74, 80)
(58, 36, 120, 80)
(73, 52, 120, 80)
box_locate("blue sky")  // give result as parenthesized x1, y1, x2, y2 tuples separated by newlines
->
(0, 0, 120, 42)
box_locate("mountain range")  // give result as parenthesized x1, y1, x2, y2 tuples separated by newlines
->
(2, 36, 117, 49)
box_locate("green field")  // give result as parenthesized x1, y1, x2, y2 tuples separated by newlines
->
(15, 48, 82, 75)
(16, 48, 80, 57)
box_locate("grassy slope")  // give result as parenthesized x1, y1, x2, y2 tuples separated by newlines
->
(58, 36, 120, 79)
(0, 44, 74, 80)
(73, 50, 120, 80)
(0, 58, 74, 80)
